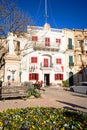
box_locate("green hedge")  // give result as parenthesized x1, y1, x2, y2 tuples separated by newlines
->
(0, 107, 87, 130)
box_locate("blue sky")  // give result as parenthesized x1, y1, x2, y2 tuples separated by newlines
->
(18, 0, 87, 29)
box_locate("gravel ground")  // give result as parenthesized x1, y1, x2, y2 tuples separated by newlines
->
(0, 86, 87, 113)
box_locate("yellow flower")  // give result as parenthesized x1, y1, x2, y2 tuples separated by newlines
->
(0, 121, 3, 127)
(10, 111, 14, 115)
(30, 125, 35, 130)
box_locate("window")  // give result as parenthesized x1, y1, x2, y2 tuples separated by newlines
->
(45, 37, 50, 46)
(68, 38, 73, 49)
(29, 73, 39, 80)
(55, 74, 63, 80)
(69, 56, 73, 62)
(44, 58, 48, 67)
(56, 38, 61, 43)
(56, 58, 62, 64)
(31, 57, 37, 63)
(69, 56, 74, 66)
(32, 36, 38, 41)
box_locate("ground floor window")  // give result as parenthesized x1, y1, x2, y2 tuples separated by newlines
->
(29, 73, 39, 80)
(55, 74, 63, 80)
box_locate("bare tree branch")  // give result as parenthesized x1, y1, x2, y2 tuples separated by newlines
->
(0, 0, 33, 37)
(0, 0, 33, 71)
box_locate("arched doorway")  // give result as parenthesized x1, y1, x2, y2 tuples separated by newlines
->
(69, 72, 73, 86)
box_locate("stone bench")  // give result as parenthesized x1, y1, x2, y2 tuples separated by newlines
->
(0, 86, 28, 99)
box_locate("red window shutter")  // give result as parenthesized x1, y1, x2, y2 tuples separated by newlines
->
(56, 58, 62, 64)
(45, 37, 50, 46)
(29, 73, 32, 80)
(60, 74, 63, 80)
(32, 36, 38, 41)
(56, 39, 61, 43)
(31, 57, 37, 63)
(44, 58, 48, 67)
(36, 73, 39, 80)
(55, 74, 63, 80)
(55, 74, 57, 80)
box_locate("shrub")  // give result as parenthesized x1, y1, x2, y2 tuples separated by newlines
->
(27, 88, 41, 98)
(62, 80, 69, 87)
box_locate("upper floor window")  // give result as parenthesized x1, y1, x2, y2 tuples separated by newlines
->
(45, 37, 50, 46)
(68, 38, 73, 49)
(32, 36, 38, 41)
(56, 58, 62, 64)
(56, 38, 61, 43)
(69, 56, 74, 66)
(31, 57, 37, 63)
(44, 58, 48, 67)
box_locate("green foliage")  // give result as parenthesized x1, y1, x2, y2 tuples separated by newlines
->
(0, 107, 87, 129)
(22, 81, 41, 98)
(27, 88, 41, 98)
(62, 80, 69, 87)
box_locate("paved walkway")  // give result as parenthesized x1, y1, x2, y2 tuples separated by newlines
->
(0, 86, 87, 113)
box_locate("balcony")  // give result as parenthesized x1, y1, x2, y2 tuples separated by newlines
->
(33, 42, 60, 51)
(69, 62, 74, 66)
(40, 62, 53, 70)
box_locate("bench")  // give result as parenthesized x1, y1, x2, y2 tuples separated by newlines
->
(0, 86, 28, 99)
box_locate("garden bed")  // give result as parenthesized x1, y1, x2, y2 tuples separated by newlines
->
(0, 107, 87, 129)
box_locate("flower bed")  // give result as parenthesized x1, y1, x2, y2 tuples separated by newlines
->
(0, 107, 87, 130)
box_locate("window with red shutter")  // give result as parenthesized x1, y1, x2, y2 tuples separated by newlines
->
(45, 37, 50, 46)
(29, 73, 39, 80)
(44, 58, 48, 67)
(29, 74, 32, 80)
(32, 36, 38, 41)
(60, 74, 63, 80)
(31, 57, 37, 63)
(56, 38, 61, 43)
(54, 74, 63, 80)
(56, 58, 62, 64)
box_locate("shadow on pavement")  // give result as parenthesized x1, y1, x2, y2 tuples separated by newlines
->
(70, 93, 87, 98)
(56, 100, 87, 110)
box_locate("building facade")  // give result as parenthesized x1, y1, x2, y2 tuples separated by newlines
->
(19, 24, 66, 86)
(1, 24, 87, 87)
(73, 29, 87, 84)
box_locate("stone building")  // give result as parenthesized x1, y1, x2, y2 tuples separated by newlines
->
(0, 24, 87, 86)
